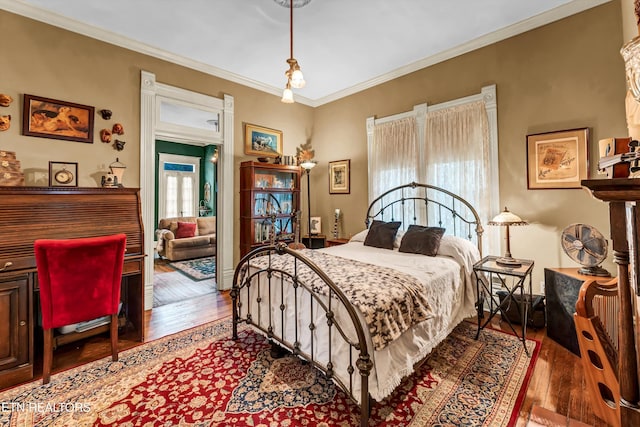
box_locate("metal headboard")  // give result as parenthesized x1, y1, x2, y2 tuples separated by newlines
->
(365, 182, 483, 256)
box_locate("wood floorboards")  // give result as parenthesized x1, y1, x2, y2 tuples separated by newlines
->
(15, 263, 608, 427)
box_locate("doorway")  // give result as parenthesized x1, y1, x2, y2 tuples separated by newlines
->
(140, 71, 234, 310)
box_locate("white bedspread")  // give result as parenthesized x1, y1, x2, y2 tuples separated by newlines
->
(317, 241, 478, 400)
(237, 238, 479, 403)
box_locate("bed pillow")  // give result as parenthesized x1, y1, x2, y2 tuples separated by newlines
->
(437, 235, 481, 274)
(398, 225, 445, 256)
(363, 220, 402, 249)
(349, 229, 369, 243)
(175, 221, 197, 239)
(350, 227, 405, 248)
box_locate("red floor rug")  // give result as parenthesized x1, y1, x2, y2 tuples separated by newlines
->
(0, 318, 539, 426)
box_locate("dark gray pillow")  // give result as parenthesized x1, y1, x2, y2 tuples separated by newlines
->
(363, 220, 402, 250)
(398, 225, 445, 256)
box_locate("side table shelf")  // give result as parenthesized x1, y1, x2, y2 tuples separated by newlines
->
(473, 255, 534, 356)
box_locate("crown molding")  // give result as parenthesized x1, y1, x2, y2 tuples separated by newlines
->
(313, 0, 612, 106)
(2, 0, 610, 108)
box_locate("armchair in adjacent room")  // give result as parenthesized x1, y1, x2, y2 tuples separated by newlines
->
(34, 233, 127, 384)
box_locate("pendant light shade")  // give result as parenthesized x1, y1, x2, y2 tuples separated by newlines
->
(281, 0, 306, 102)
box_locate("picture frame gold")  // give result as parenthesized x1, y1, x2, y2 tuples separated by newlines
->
(23, 94, 94, 143)
(526, 128, 589, 189)
(329, 159, 350, 194)
(244, 123, 283, 157)
(49, 161, 78, 187)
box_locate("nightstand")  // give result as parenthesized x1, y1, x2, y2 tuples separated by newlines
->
(326, 238, 349, 247)
(473, 255, 535, 355)
(302, 234, 326, 249)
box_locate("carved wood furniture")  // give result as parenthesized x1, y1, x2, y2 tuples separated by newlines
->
(239, 161, 301, 257)
(232, 182, 483, 427)
(581, 179, 640, 427)
(574, 277, 620, 426)
(0, 187, 145, 390)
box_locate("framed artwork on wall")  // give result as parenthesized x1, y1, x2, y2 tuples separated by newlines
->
(526, 128, 589, 189)
(244, 123, 282, 157)
(22, 94, 94, 143)
(49, 161, 78, 187)
(310, 216, 322, 235)
(329, 159, 350, 194)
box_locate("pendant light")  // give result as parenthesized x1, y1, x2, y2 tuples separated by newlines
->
(281, 0, 306, 103)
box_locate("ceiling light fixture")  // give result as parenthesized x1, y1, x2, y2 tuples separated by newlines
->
(281, 0, 306, 103)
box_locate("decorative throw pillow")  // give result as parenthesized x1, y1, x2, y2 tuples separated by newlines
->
(175, 221, 197, 239)
(363, 220, 402, 250)
(398, 225, 445, 256)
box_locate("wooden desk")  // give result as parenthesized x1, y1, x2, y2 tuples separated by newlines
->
(0, 187, 145, 390)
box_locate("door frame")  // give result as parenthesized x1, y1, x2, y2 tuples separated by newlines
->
(140, 71, 234, 310)
(158, 152, 201, 219)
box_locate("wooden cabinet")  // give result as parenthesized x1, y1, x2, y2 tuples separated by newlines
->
(240, 161, 301, 257)
(0, 273, 32, 388)
(326, 238, 350, 247)
(0, 187, 145, 390)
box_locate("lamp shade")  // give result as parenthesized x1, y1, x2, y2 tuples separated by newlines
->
(281, 86, 294, 103)
(300, 159, 317, 170)
(488, 207, 528, 226)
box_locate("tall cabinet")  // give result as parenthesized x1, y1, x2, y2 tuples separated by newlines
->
(240, 161, 301, 257)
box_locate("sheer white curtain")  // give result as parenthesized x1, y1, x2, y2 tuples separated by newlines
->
(424, 100, 498, 255)
(369, 117, 419, 201)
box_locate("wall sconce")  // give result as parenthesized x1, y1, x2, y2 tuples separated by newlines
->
(211, 147, 218, 163)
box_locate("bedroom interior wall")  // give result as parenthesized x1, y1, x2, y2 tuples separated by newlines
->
(0, 9, 314, 264)
(311, 1, 627, 291)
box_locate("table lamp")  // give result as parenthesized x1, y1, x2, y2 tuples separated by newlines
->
(488, 207, 528, 267)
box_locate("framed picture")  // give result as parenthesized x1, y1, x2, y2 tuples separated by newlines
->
(526, 128, 589, 189)
(244, 123, 282, 157)
(49, 161, 78, 187)
(23, 94, 94, 143)
(329, 159, 350, 194)
(310, 216, 322, 235)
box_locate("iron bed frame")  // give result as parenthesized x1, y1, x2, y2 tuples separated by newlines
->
(231, 182, 483, 427)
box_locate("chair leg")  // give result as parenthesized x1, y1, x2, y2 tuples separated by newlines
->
(110, 313, 119, 362)
(42, 328, 53, 384)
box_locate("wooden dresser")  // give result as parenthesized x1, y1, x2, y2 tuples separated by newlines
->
(0, 187, 145, 390)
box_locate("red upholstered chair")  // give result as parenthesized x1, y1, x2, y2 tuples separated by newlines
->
(34, 233, 127, 384)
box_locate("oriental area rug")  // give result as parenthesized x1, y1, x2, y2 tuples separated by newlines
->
(0, 318, 539, 426)
(169, 256, 216, 281)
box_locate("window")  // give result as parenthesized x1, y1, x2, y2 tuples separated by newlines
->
(367, 85, 499, 255)
(159, 155, 200, 219)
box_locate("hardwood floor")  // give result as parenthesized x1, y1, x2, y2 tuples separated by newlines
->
(23, 268, 606, 427)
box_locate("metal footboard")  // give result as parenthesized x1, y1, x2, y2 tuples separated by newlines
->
(231, 243, 373, 427)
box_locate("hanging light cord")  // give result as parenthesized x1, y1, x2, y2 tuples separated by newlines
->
(289, 1, 294, 61)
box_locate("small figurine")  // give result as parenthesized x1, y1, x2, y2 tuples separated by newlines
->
(113, 139, 126, 151)
(100, 109, 112, 120)
(0, 94, 13, 107)
(100, 128, 112, 143)
(0, 115, 10, 131)
(112, 123, 124, 135)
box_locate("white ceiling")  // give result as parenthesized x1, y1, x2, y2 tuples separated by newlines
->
(4, 0, 611, 106)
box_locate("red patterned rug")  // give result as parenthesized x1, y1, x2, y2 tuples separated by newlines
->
(0, 318, 539, 426)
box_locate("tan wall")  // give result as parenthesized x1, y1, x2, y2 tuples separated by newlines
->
(0, 3, 630, 289)
(1, 10, 314, 263)
(312, 1, 627, 289)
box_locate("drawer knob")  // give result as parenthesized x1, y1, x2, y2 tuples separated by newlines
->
(19, 321, 26, 326)
(0, 261, 13, 271)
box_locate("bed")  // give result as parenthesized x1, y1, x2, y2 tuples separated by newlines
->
(231, 182, 483, 427)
